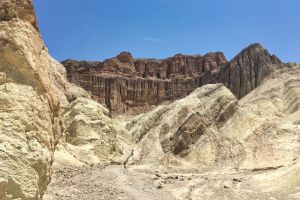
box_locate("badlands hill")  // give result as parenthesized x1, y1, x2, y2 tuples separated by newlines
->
(0, 1, 299, 200)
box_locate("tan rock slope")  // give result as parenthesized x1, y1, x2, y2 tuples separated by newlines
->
(54, 97, 133, 167)
(0, 0, 38, 30)
(124, 63, 300, 172)
(122, 63, 300, 199)
(0, 1, 89, 199)
(125, 84, 241, 169)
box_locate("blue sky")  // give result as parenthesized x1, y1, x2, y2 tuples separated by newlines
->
(34, 0, 300, 62)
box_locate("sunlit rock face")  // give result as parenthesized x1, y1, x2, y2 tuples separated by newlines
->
(62, 44, 281, 114)
(124, 84, 241, 169)
(54, 97, 133, 167)
(0, 83, 54, 200)
(0, 1, 89, 199)
(0, 0, 38, 30)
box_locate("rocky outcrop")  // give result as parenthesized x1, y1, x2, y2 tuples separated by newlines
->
(217, 43, 282, 98)
(2, 0, 299, 200)
(63, 44, 282, 113)
(124, 63, 300, 171)
(125, 84, 241, 168)
(221, 63, 300, 170)
(0, 1, 89, 199)
(0, 0, 38, 30)
(0, 84, 54, 200)
(54, 97, 133, 166)
(63, 52, 228, 113)
(45, 68, 300, 199)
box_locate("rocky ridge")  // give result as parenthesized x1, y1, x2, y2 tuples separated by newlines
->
(63, 44, 282, 113)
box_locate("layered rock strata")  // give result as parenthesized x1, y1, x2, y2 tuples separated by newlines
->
(63, 45, 281, 113)
(125, 84, 242, 168)
(124, 63, 300, 172)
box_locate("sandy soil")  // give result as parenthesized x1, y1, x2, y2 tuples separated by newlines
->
(43, 164, 298, 200)
(43, 164, 173, 200)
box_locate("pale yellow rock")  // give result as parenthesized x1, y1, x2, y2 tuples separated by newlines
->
(121, 69, 300, 198)
(0, 83, 53, 200)
(55, 97, 133, 166)
(0, 72, 12, 84)
(221, 65, 300, 171)
(125, 84, 241, 169)
(0, 4, 89, 200)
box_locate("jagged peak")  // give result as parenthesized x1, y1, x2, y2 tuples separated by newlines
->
(239, 43, 268, 55)
(231, 43, 282, 65)
(117, 51, 134, 63)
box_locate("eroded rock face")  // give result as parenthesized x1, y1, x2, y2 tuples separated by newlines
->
(221, 64, 300, 170)
(63, 44, 281, 113)
(56, 97, 133, 166)
(0, 1, 89, 199)
(44, 71, 300, 199)
(124, 66, 300, 174)
(125, 84, 241, 169)
(63, 52, 228, 113)
(218, 43, 282, 98)
(0, 84, 53, 200)
(0, 0, 38, 30)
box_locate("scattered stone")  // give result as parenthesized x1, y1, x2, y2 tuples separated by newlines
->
(156, 185, 163, 189)
(233, 178, 242, 182)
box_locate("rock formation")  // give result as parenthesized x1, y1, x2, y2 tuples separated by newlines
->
(0, 1, 89, 199)
(124, 63, 300, 171)
(45, 63, 300, 199)
(1, 1, 299, 200)
(218, 43, 282, 98)
(0, 0, 38, 30)
(62, 44, 281, 113)
(54, 97, 133, 167)
(125, 84, 242, 168)
(62, 52, 228, 113)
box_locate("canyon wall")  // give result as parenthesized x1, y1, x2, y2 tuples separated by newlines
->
(0, 1, 89, 199)
(63, 52, 227, 113)
(63, 44, 282, 113)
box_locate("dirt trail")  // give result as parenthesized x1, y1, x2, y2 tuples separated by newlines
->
(44, 164, 296, 200)
(43, 165, 173, 200)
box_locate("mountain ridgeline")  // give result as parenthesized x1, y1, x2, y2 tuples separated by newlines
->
(62, 44, 282, 113)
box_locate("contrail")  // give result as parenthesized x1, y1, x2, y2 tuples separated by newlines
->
(142, 37, 166, 42)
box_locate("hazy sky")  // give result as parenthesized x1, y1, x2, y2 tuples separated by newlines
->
(34, 0, 300, 62)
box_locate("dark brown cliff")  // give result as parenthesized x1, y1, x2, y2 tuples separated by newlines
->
(217, 43, 282, 98)
(62, 44, 282, 113)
